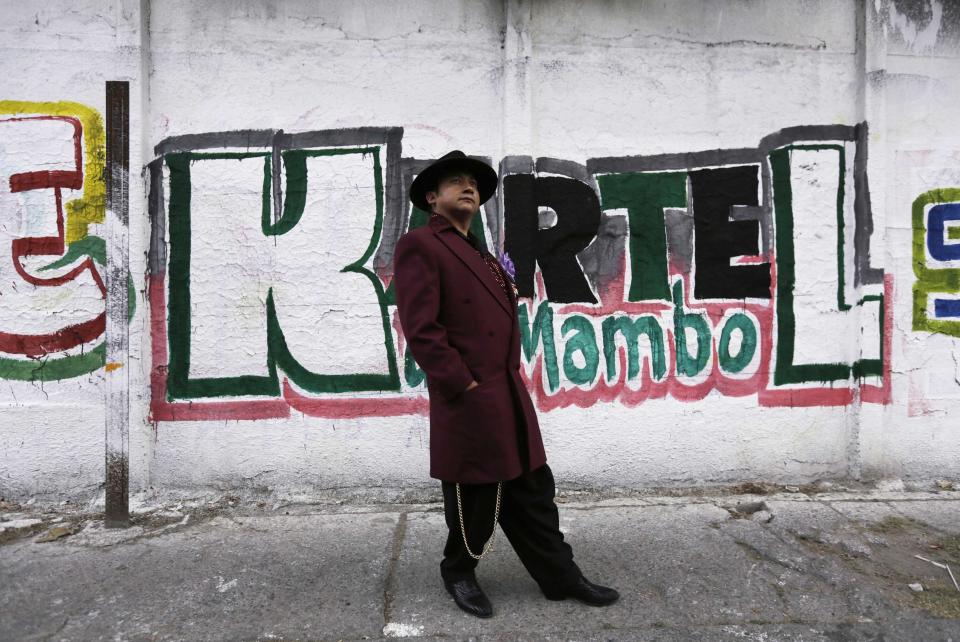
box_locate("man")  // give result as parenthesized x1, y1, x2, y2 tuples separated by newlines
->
(392, 151, 618, 618)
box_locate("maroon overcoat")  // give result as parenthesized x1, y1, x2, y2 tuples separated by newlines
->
(393, 214, 547, 483)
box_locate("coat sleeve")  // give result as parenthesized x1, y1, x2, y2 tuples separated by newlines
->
(393, 232, 475, 401)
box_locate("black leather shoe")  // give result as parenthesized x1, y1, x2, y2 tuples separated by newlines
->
(444, 578, 493, 618)
(542, 576, 620, 606)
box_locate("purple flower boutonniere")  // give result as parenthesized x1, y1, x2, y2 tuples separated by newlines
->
(497, 250, 516, 282)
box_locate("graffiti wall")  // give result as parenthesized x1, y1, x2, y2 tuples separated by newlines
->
(147, 124, 891, 422)
(913, 187, 960, 338)
(0, 101, 108, 381)
(4, 0, 960, 499)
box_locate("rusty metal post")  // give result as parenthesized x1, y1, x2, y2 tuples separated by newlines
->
(105, 80, 130, 528)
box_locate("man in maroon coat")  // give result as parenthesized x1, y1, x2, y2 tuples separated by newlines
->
(393, 151, 618, 618)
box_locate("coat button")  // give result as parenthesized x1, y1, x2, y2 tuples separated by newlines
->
(488, 331, 495, 336)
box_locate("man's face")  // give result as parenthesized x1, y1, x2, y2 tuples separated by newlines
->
(426, 171, 479, 217)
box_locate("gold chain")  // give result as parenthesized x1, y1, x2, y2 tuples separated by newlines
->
(455, 481, 502, 560)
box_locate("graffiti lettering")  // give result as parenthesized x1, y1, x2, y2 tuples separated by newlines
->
(519, 280, 764, 393)
(503, 173, 601, 303)
(912, 188, 960, 336)
(0, 101, 110, 381)
(150, 129, 405, 420)
(690, 165, 768, 299)
(149, 124, 891, 420)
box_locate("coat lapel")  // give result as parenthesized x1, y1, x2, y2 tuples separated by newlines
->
(431, 224, 513, 319)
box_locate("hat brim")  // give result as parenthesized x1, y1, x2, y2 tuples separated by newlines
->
(409, 156, 498, 213)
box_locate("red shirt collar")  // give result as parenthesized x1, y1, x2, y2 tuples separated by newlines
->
(428, 212, 453, 232)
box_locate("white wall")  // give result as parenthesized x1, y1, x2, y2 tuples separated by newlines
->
(2, 0, 959, 501)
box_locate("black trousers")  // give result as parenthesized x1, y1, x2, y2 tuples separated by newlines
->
(440, 464, 581, 591)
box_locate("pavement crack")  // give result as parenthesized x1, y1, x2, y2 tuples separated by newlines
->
(728, 536, 806, 574)
(382, 511, 408, 628)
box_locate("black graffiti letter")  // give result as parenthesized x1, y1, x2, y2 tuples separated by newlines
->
(689, 166, 770, 299)
(503, 174, 538, 299)
(503, 175, 600, 303)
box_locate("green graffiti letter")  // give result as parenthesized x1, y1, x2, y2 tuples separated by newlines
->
(673, 281, 710, 377)
(718, 313, 758, 374)
(601, 315, 666, 382)
(597, 172, 686, 301)
(561, 316, 599, 386)
(518, 301, 560, 393)
(769, 145, 884, 385)
(403, 347, 425, 388)
(166, 148, 399, 400)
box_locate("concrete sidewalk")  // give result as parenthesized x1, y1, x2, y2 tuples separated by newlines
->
(2, 488, 960, 641)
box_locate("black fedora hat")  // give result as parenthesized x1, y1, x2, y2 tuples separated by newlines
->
(409, 151, 498, 213)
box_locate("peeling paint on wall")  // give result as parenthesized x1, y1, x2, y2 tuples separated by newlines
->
(875, 0, 948, 52)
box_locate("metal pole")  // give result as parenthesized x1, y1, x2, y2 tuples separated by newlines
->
(105, 80, 130, 528)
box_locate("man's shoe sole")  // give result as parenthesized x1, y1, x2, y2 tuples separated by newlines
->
(458, 608, 494, 618)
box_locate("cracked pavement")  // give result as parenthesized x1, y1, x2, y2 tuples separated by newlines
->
(2, 490, 960, 641)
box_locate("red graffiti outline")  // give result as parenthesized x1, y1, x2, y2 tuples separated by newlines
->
(148, 273, 290, 421)
(149, 267, 891, 421)
(523, 254, 891, 411)
(149, 272, 890, 422)
(149, 271, 430, 421)
(524, 264, 773, 412)
(282, 380, 429, 417)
